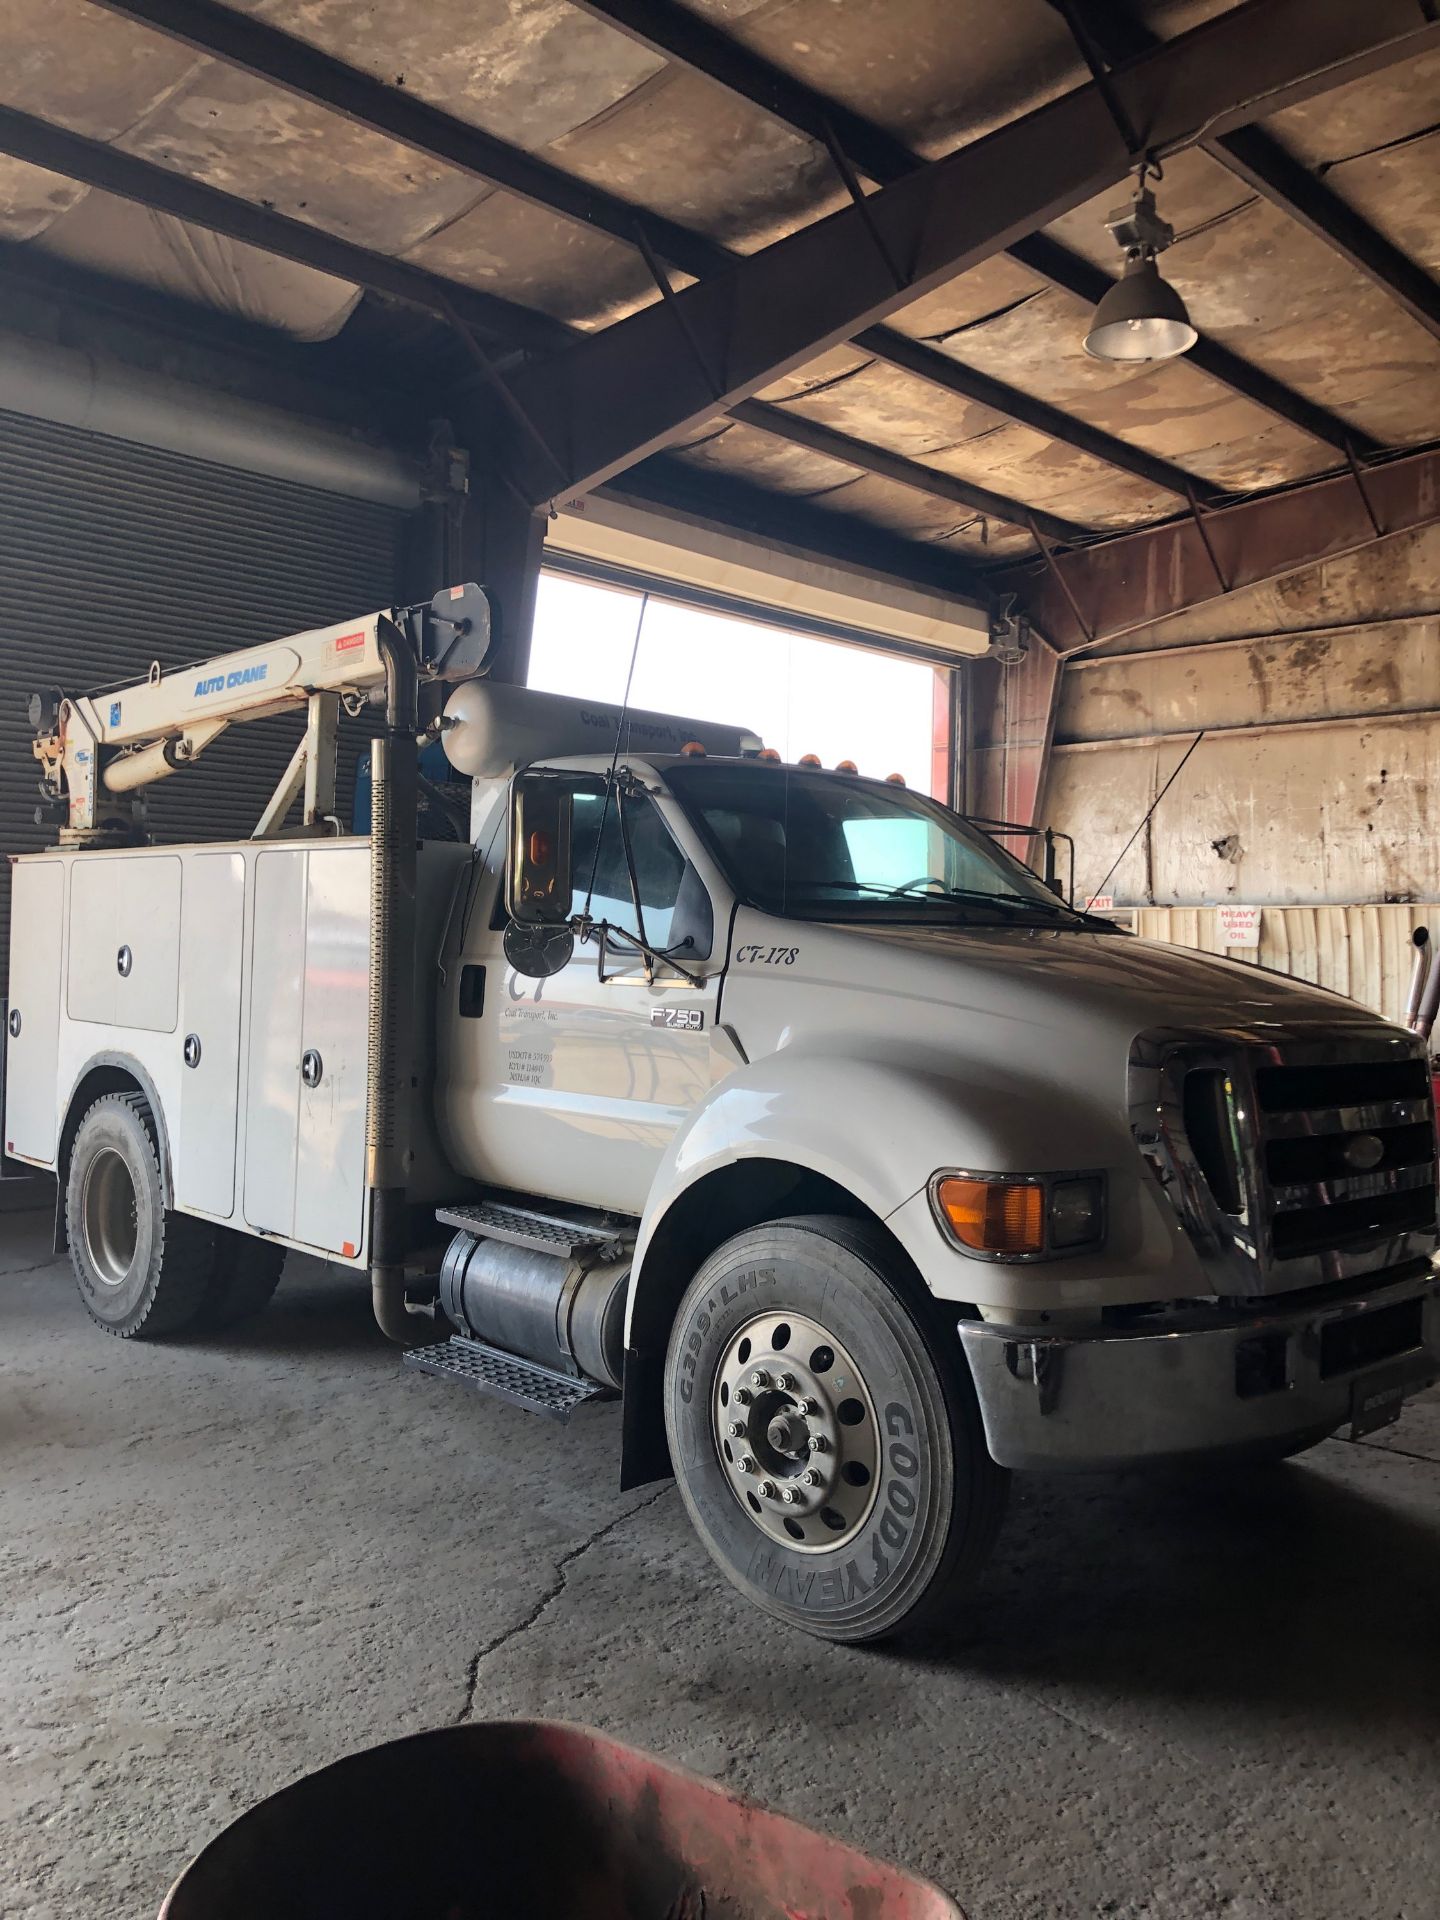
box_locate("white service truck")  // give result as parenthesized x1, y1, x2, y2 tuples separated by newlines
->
(6, 588, 1438, 1642)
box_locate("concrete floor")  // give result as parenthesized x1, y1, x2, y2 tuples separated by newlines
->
(4, 1205, 1440, 1920)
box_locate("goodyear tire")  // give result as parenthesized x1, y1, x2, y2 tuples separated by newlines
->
(65, 1092, 216, 1339)
(197, 1232, 286, 1330)
(663, 1215, 1009, 1643)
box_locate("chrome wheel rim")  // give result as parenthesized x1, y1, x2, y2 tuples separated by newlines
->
(712, 1310, 880, 1553)
(82, 1148, 139, 1288)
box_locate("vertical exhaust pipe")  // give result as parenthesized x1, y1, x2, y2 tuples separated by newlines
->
(1405, 927, 1431, 1033)
(368, 620, 420, 1343)
(1412, 931, 1440, 1046)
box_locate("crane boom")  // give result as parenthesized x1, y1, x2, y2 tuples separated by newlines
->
(31, 585, 491, 843)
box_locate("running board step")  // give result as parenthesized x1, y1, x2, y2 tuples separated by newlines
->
(435, 1198, 630, 1262)
(403, 1334, 609, 1423)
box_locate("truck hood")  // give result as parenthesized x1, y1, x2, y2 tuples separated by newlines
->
(840, 921, 1385, 1041)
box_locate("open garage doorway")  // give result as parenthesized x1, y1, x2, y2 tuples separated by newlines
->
(527, 573, 952, 799)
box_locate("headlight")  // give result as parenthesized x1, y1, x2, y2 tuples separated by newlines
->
(930, 1170, 1105, 1260)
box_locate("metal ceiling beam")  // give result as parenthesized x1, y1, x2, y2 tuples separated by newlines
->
(1007, 234, 1379, 456)
(571, 0, 1418, 462)
(730, 400, 1091, 546)
(88, 0, 1202, 505)
(0, 102, 571, 354)
(991, 442, 1440, 651)
(491, 0, 1434, 503)
(609, 454, 990, 606)
(849, 327, 1199, 501)
(85, 0, 729, 285)
(0, 101, 1114, 552)
(0, 101, 1034, 585)
(1051, 1, 1440, 344)
(1212, 128, 1440, 345)
(567, 0, 920, 188)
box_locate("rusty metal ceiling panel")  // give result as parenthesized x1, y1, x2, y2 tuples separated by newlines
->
(896, 272, 1334, 492)
(0, 0, 1436, 616)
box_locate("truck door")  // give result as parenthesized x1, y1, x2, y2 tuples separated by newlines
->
(5, 859, 65, 1165)
(473, 779, 719, 1215)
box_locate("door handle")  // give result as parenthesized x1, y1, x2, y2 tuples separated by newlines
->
(183, 1033, 202, 1069)
(7, 1008, 19, 1039)
(301, 1049, 324, 1088)
(116, 944, 133, 977)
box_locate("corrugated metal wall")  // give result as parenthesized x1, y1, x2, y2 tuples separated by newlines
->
(1044, 523, 1439, 1018)
(1128, 903, 1439, 1027)
(0, 406, 405, 988)
(1046, 523, 1439, 907)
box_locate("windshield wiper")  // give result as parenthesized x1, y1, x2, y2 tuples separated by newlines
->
(780, 879, 1073, 918)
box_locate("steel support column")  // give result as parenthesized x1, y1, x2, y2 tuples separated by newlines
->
(450, 480, 546, 687)
(964, 641, 1065, 834)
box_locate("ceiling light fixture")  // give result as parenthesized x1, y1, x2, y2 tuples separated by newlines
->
(1084, 162, 1198, 363)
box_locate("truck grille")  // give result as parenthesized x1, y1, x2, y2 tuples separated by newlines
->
(1253, 1055, 1437, 1262)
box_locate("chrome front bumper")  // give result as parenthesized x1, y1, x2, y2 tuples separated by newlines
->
(959, 1262, 1440, 1471)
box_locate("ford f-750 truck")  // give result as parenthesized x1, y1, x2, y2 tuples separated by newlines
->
(6, 588, 1437, 1641)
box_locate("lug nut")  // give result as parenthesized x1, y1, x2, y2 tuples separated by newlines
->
(800, 1397, 820, 1416)
(802, 1468, 824, 1488)
(780, 1486, 803, 1506)
(733, 1386, 753, 1406)
(776, 1372, 797, 1391)
(757, 1479, 777, 1499)
(726, 1421, 746, 1439)
(810, 1433, 830, 1454)
(750, 1368, 770, 1388)
(737, 1454, 757, 1475)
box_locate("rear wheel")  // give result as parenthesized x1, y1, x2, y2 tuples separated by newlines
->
(198, 1232, 286, 1330)
(663, 1214, 1008, 1643)
(65, 1092, 215, 1338)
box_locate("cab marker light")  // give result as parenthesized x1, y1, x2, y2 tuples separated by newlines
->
(835, 759, 859, 775)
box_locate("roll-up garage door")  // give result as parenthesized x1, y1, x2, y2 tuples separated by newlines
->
(0, 406, 406, 990)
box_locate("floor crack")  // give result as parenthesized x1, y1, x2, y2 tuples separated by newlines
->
(1339, 1434, 1440, 1468)
(454, 1484, 671, 1724)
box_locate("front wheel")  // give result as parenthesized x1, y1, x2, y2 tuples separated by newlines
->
(663, 1215, 1008, 1643)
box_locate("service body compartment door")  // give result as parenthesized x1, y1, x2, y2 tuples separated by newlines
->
(294, 846, 369, 1257)
(5, 860, 65, 1164)
(176, 852, 246, 1218)
(67, 854, 181, 1032)
(243, 849, 306, 1236)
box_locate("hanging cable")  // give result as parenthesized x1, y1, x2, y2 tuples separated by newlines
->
(1086, 728, 1205, 906)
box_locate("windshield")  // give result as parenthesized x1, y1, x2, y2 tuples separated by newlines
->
(664, 764, 1102, 926)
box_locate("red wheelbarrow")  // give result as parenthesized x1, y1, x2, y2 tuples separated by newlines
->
(159, 1719, 963, 1919)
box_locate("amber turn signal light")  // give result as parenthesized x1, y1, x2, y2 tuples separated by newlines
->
(933, 1176, 1045, 1255)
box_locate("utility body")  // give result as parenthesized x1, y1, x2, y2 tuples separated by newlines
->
(7, 590, 1439, 1640)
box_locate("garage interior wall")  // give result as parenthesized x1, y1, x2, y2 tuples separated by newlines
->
(1044, 521, 1440, 1021)
(0, 406, 405, 991)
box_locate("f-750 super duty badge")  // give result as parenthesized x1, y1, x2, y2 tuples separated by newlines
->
(735, 944, 799, 966)
(651, 1006, 704, 1030)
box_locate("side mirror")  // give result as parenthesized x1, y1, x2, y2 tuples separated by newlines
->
(507, 771, 573, 926)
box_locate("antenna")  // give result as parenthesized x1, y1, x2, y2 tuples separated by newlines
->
(582, 590, 650, 918)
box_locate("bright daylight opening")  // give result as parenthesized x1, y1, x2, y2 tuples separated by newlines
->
(527, 573, 946, 798)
